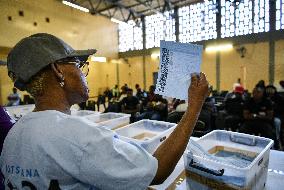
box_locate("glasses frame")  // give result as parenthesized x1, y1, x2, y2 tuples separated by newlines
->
(55, 58, 89, 77)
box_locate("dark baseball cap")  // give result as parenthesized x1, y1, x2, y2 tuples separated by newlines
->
(7, 33, 96, 90)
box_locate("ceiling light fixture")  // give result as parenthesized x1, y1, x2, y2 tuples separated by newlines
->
(205, 44, 233, 52)
(91, 56, 107, 63)
(110, 18, 126, 24)
(62, 0, 89, 13)
(151, 52, 160, 59)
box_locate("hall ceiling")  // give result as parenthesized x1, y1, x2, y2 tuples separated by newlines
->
(68, 0, 202, 22)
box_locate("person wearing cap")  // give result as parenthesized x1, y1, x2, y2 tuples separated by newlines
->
(0, 33, 209, 189)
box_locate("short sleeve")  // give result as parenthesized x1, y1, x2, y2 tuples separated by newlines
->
(77, 126, 158, 190)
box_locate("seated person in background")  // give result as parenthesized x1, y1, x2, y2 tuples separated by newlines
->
(240, 87, 274, 139)
(118, 86, 127, 101)
(105, 86, 125, 113)
(137, 85, 168, 121)
(104, 87, 113, 102)
(6, 87, 21, 106)
(167, 100, 187, 124)
(223, 85, 245, 131)
(1, 33, 209, 189)
(121, 88, 140, 123)
(111, 84, 119, 98)
(255, 79, 266, 89)
(135, 84, 146, 101)
(265, 85, 284, 148)
(96, 94, 106, 111)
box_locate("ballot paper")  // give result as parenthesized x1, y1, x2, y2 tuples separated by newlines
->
(155, 41, 203, 101)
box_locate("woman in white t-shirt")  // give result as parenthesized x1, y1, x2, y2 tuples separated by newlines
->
(1, 33, 209, 189)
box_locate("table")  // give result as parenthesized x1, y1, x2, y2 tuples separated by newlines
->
(150, 149, 284, 190)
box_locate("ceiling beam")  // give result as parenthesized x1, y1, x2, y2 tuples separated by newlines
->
(134, 0, 163, 15)
(97, 4, 116, 13)
(103, 0, 142, 17)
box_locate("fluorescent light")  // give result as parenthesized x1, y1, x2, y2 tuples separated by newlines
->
(205, 44, 233, 52)
(151, 52, 160, 59)
(111, 18, 126, 24)
(91, 56, 107, 62)
(62, 0, 89, 12)
(110, 59, 122, 64)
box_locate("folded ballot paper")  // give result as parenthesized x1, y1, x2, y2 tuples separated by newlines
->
(155, 41, 203, 101)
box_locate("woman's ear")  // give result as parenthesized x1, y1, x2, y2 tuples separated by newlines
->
(51, 63, 64, 81)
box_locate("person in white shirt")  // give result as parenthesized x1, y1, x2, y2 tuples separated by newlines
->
(6, 88, 21, 106)
(0, 33, 209, 189)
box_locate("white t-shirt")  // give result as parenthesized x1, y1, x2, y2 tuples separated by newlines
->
(0, 110, 158, 190)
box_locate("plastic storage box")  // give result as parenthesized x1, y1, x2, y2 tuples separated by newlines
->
(71, 110, 100, 117)
(84, 112, 130, 130)
(4, 104, 35, 120)
(115, 119, 177, 153)
(183, 130, 274, 190)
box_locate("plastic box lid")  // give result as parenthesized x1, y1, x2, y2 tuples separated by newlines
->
(184, 130, 274, 189)
(71, 110, 100, 116)
(84, 112, 130, 130)
(115, 119, 177, 153)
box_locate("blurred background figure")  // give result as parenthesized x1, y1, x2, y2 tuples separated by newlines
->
(136, 85, 168, 121)
(121, 88, 140, 123)
(6, 88, 21, 106)
(112, 84, 120, 98)
(240, 87, 274, 140)
(265, 85, 284, 149)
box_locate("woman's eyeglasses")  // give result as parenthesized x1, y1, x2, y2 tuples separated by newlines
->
(76, 61, 89, 77)
(56, 58, 89, 77)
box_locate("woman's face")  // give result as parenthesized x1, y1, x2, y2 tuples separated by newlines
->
(59, 63, 89, 104)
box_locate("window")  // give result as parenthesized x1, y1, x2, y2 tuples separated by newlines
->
(254, 0, 270, 33)
(276, 0, 284, 30)
(221, 0, 269, 38)
(118, 20, 143, 52)
(221, 0, 253, 37)
(145, 11, 175, 49)
(179, 0, 217, 43)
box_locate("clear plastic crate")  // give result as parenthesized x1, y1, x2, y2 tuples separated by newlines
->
(84, 112, 130, 130)
(71, 110, 100, 116)
(115, 119, 177, 153)
(183, 130, 274, 190)
(4, 104, 35, 120)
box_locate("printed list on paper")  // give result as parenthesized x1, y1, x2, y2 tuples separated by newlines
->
(155, 40, 203, 101)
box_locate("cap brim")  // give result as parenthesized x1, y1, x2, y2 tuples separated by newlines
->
(68, 49, 97, 62)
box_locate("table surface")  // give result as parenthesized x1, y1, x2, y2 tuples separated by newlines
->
(150, 145, 284, 190)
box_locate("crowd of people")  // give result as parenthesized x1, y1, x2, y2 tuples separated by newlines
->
(3, 76, 284, 151)
(87, 79, 284, 150)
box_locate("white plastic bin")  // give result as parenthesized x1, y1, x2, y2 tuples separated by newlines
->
(4, 104, 35, 120)
(115, 119, 177, 153)
(71, 110, 100, 117)
(183, 130, 274, 190)
(84, 112, 130, 130)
